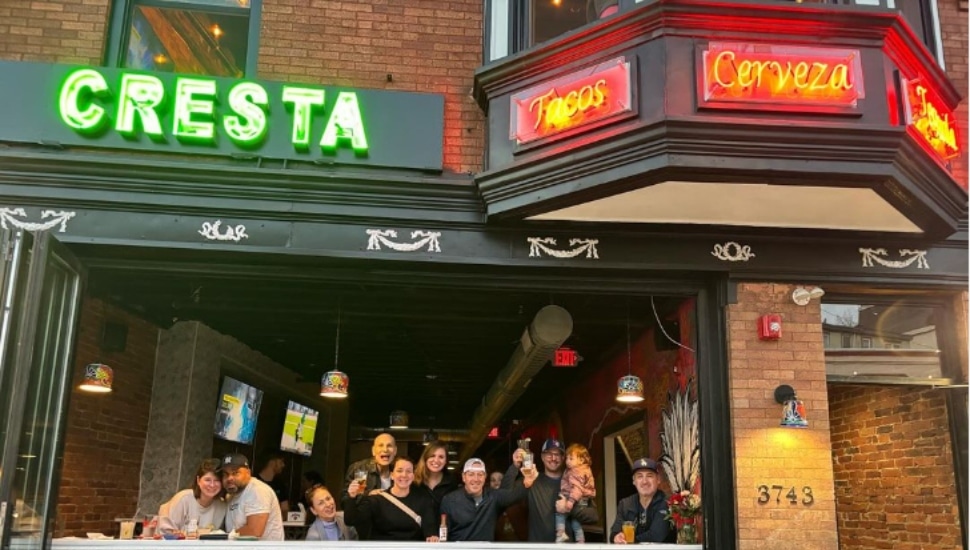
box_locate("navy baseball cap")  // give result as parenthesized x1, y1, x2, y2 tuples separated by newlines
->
(631, 458, 659, 473)
(217, 453, 250, 472)
(541, 438, 565, 454)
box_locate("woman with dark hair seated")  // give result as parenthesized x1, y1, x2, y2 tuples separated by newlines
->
(343, 456, 438, 541)
(158, 458, 227, 533)
(305, 485, 357, 541)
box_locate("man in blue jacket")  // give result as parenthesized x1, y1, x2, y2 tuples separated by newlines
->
(440, 457, 525, 541)
(609, 458, 674, 544)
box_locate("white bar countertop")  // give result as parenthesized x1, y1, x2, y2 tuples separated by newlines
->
(51, 540, 701, 549)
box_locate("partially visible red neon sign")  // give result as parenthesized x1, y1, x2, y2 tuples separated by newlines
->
(511, 58, 632, 145)
(702, 43, 864, 108)
(903, 78, 960, 162)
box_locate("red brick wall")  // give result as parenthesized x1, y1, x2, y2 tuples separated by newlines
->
(0, 0, 484, 175)
(56, 298, 159, 537)
(256, 0, 484, 174)
(727, 282, 838, 550)
(829, 385, 961, 550)
(0, 0, 109, 65)
(939, 0, 968, 185)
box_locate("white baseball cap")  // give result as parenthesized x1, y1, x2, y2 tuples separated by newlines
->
(463, 458, 487, 473)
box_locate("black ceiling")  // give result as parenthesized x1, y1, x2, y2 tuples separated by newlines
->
(80, 247, 683, 433)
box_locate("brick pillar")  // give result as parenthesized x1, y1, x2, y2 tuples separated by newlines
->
(726, 283, 837, 550)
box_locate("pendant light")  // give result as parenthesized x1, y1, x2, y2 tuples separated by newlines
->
(79, 362, 113, 393)
(616, 306, 644, 403)
(321, 305, 349, 398)
(79, 300, 114, 393)
(389, 410, 409, 429)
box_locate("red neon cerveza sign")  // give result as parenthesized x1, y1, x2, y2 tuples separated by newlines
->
(702, 43, 864, 107)
(903, 78, 960, 162)
(511, 58, 631, 145)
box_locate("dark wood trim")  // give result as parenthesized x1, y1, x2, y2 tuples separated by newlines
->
(0, 147, 965, 287)
(937, 299, 969, 549)
(697, 278, 737, 550)
(476, 118, 966, 237)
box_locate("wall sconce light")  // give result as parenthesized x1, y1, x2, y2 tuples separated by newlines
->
(774, 384, 808, 428)
(389, 410, 409, 429)
(791, 286, 825, 306)
(79, 363, 113, 393)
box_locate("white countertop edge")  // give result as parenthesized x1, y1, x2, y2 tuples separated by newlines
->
(50, 540, 701, 549)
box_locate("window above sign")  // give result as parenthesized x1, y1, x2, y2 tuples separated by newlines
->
(105, 0, 261, 77)
(485, 0, 944, 65)
(487, 0, 625, 62)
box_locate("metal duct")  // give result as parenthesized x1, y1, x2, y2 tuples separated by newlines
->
(459, 305, 573, 462)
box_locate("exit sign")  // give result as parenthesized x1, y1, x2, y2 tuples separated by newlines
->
(553, 347, 580, 367)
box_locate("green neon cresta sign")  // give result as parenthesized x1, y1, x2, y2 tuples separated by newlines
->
(57, 68, 369, 154)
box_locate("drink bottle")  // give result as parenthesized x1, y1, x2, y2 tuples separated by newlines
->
(439, 514, 448, 542)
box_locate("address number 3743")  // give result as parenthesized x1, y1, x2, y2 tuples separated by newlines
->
(757, 485, 814, 505)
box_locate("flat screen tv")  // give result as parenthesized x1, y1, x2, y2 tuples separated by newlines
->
(280, 400, 318, 456)
(213, 376, 263, 445)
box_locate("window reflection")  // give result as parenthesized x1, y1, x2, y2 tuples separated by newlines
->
(822, 303, 942, 378)
(531, 0, 594, 45)
(125, 3, 249, 77)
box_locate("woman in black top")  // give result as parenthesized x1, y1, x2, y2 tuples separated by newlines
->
(344, 456, 438, 541)
(414, 441, 459, 516)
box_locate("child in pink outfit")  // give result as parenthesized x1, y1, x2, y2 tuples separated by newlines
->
(556, 443, 596, 543)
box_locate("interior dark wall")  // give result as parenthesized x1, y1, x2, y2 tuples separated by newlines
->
(57, 299, 159, 537)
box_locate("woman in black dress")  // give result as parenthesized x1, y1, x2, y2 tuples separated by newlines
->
(344, 456, 438, 541)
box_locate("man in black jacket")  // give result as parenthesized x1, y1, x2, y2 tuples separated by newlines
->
(440, 458, 525, 541)
(609, 458, 674, 544)
(504, 438, 599, 542)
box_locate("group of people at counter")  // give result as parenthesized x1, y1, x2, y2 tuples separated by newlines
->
(155, 433, 676, 543)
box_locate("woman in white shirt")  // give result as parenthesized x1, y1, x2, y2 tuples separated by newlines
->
(158, 458, 227, 533)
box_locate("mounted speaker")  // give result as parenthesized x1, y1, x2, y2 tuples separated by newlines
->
(101, 321, 128, 353)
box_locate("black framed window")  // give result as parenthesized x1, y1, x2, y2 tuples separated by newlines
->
(487, 0, 943, 65)
(104, 0, 261, 77)
(486, 0, 633, 62)
(841, 0, 943, 65)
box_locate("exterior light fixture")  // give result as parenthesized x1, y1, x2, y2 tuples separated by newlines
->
(321, 306, 349, 398)
(389, 410, 409, 430)
(791, 286, 825, 306)
(616, 307, 644, 403)
(79, 363, 113, 393)
(774, 384, 808, 428)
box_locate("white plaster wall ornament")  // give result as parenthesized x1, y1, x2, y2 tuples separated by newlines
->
(711, 241, 755, 262)
(0, 208, 75, 233)
(859, 248, 929, 269)
(366, 229, 441, 252)
(198, 220, 249, 242)
(527, 237, 600, 259)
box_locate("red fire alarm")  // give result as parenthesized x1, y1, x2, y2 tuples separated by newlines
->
(758, 314, 783, 340)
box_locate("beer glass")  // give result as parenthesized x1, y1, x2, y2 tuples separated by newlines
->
(621, 521, 635, 543)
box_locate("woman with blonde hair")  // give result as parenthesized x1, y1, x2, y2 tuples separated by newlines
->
(414, 441, 458, 516)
